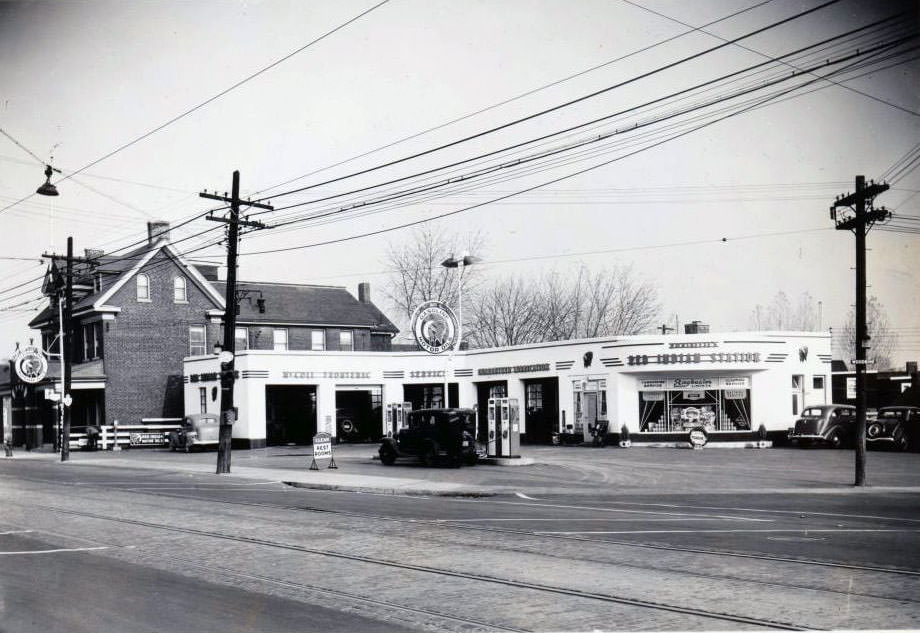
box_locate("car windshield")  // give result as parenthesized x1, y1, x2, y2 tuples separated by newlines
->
(879, 410, 906, 420)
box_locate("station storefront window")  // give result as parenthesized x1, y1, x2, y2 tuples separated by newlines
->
(638, 376, 751, 433)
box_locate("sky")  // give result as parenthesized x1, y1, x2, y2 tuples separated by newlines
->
(1, 0, 918, 367)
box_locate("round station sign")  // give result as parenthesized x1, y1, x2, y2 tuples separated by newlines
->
(14, 346, 48, 384)
(411, 301, 459, 355)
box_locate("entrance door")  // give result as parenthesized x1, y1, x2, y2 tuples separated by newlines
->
(582, 392, 598, 442)
(523, 378, 558, 444)
(265, 386, 317, 445)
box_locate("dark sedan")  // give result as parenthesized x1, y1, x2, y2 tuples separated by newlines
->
(868, 406, 920, 451)
(789, 404, 856, 448)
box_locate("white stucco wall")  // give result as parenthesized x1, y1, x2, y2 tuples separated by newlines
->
(184, 331, 832, 443)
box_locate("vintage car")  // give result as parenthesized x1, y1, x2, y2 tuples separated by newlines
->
(168, 413, 220, 452)
(789, 404, 856, 448)
(867, 406, 920, 451)
(379, 408, 485, 467)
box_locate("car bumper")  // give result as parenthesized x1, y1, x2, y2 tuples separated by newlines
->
(788, 433, 828, 442)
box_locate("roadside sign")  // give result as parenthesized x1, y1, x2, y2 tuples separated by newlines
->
(688, 427, 708, 449)
(309, 432, 337, 470)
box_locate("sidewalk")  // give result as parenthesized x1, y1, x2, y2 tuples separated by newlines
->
(6, 444, 521, 496)
(7, 443, 920, 497)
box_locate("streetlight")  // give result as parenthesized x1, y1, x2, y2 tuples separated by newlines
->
(440, 252, 480, 352)
(36, 164, 61, 197)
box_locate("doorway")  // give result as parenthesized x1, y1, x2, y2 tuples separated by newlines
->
(523, 377, 558, 444)
(265, 385, 316, 445)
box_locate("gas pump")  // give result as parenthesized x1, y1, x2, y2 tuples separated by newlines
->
(384, 402, 412, 438)
(487, 397, 520, 458)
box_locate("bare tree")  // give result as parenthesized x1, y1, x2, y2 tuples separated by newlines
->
(749, 291, 820, 330)
(839, 296, 898, 370)
(468, 264, 659, 347)
(466, 276, 543, 347)
(382, 226, 485, 336)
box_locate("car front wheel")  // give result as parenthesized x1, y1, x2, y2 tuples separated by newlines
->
(827, 430, 843, 449)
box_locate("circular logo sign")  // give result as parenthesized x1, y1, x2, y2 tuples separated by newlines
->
(14, 346, 48, 384)
(688, 427, 708, 448)
(411, 300, 459, 355)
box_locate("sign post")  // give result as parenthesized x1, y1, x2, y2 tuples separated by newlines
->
(309, 432, 337, 470)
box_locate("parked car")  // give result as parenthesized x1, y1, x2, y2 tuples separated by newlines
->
(868, 406, 920, 451)
(379, 408, 485, 467)
(168, 413, 220, 452)
(789, 404, 856, 448)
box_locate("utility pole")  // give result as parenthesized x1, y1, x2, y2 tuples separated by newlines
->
(830, 175, 889, 487)
(658, 324, 674, 335)
(42, 237, 94, 462)
(200, 171, 272, 474)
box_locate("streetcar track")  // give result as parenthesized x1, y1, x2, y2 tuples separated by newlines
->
(5, 469, 920, 585)
(154, 555, 531, 633)
(24, 501, 806, 630)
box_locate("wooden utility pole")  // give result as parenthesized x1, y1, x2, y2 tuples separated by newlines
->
(830, 175, 889, 486)
(43, 237, 94, 462)
(200, 171, 272, 474)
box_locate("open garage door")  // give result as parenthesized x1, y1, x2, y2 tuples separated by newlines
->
(265, 385, 316, 446)
(335, 385, 382, 442)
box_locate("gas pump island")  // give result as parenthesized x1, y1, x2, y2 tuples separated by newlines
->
(486, 397, 520, 458)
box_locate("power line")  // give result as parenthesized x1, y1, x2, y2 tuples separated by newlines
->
(249, 16, 907, 229)
(622, 0, 920, 118)
(0, 0, 391, 217)
(241, 0, 845, 206)
(250, 0, 780, 198)
(253, 34, 912, 237)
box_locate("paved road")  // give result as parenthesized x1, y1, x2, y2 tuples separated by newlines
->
(1, 447, 918, 631)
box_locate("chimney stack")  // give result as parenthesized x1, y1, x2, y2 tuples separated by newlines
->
(147, 221, 171, 244)
(358, 282, 371, 303)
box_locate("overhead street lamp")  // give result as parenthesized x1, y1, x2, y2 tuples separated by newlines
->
(440, 252, 480, 355)
(36, 164, 61, 197)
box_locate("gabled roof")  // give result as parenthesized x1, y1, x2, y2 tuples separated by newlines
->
(30, 240, 225, 328)
(227, 281, 398, 333)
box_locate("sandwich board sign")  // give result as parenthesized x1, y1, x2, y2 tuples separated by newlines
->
(309, 432, 337, 470)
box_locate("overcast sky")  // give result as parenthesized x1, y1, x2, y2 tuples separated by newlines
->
(1, 0, 918, 366)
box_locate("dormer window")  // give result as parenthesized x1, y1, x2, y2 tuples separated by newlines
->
(136, 274, 150, 301)
(173, 277, 187, 303)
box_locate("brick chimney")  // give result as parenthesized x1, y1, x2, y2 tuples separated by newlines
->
(147, 221, 171, 244)
(358, 282, 371, 303)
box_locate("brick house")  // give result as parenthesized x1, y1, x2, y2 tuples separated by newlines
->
(7, 221, 397, 447)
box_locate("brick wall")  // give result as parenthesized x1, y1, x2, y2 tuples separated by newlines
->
(102, 252, 219, 424)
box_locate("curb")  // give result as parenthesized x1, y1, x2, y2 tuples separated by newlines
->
(281, 480, 497, 497)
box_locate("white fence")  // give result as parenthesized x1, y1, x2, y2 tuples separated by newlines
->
(68, 420, 182, 450)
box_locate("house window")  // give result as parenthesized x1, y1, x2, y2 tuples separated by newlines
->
(273, 328, 288, 351)
(173, 277, 187, 303)
(199, 387, 207, 414)
(82, 323, 102, 361)
(235, 327, 249, 351)
(93, 323, 102, 359)
(339, 330, 353, 351)
(813, 376, 825, 390)
(136, 273, 150, 301)
(189, 325, 206, 356)
(311, 330, 325, 351)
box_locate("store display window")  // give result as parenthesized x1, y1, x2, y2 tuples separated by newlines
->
(638, 376, 751, 432)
